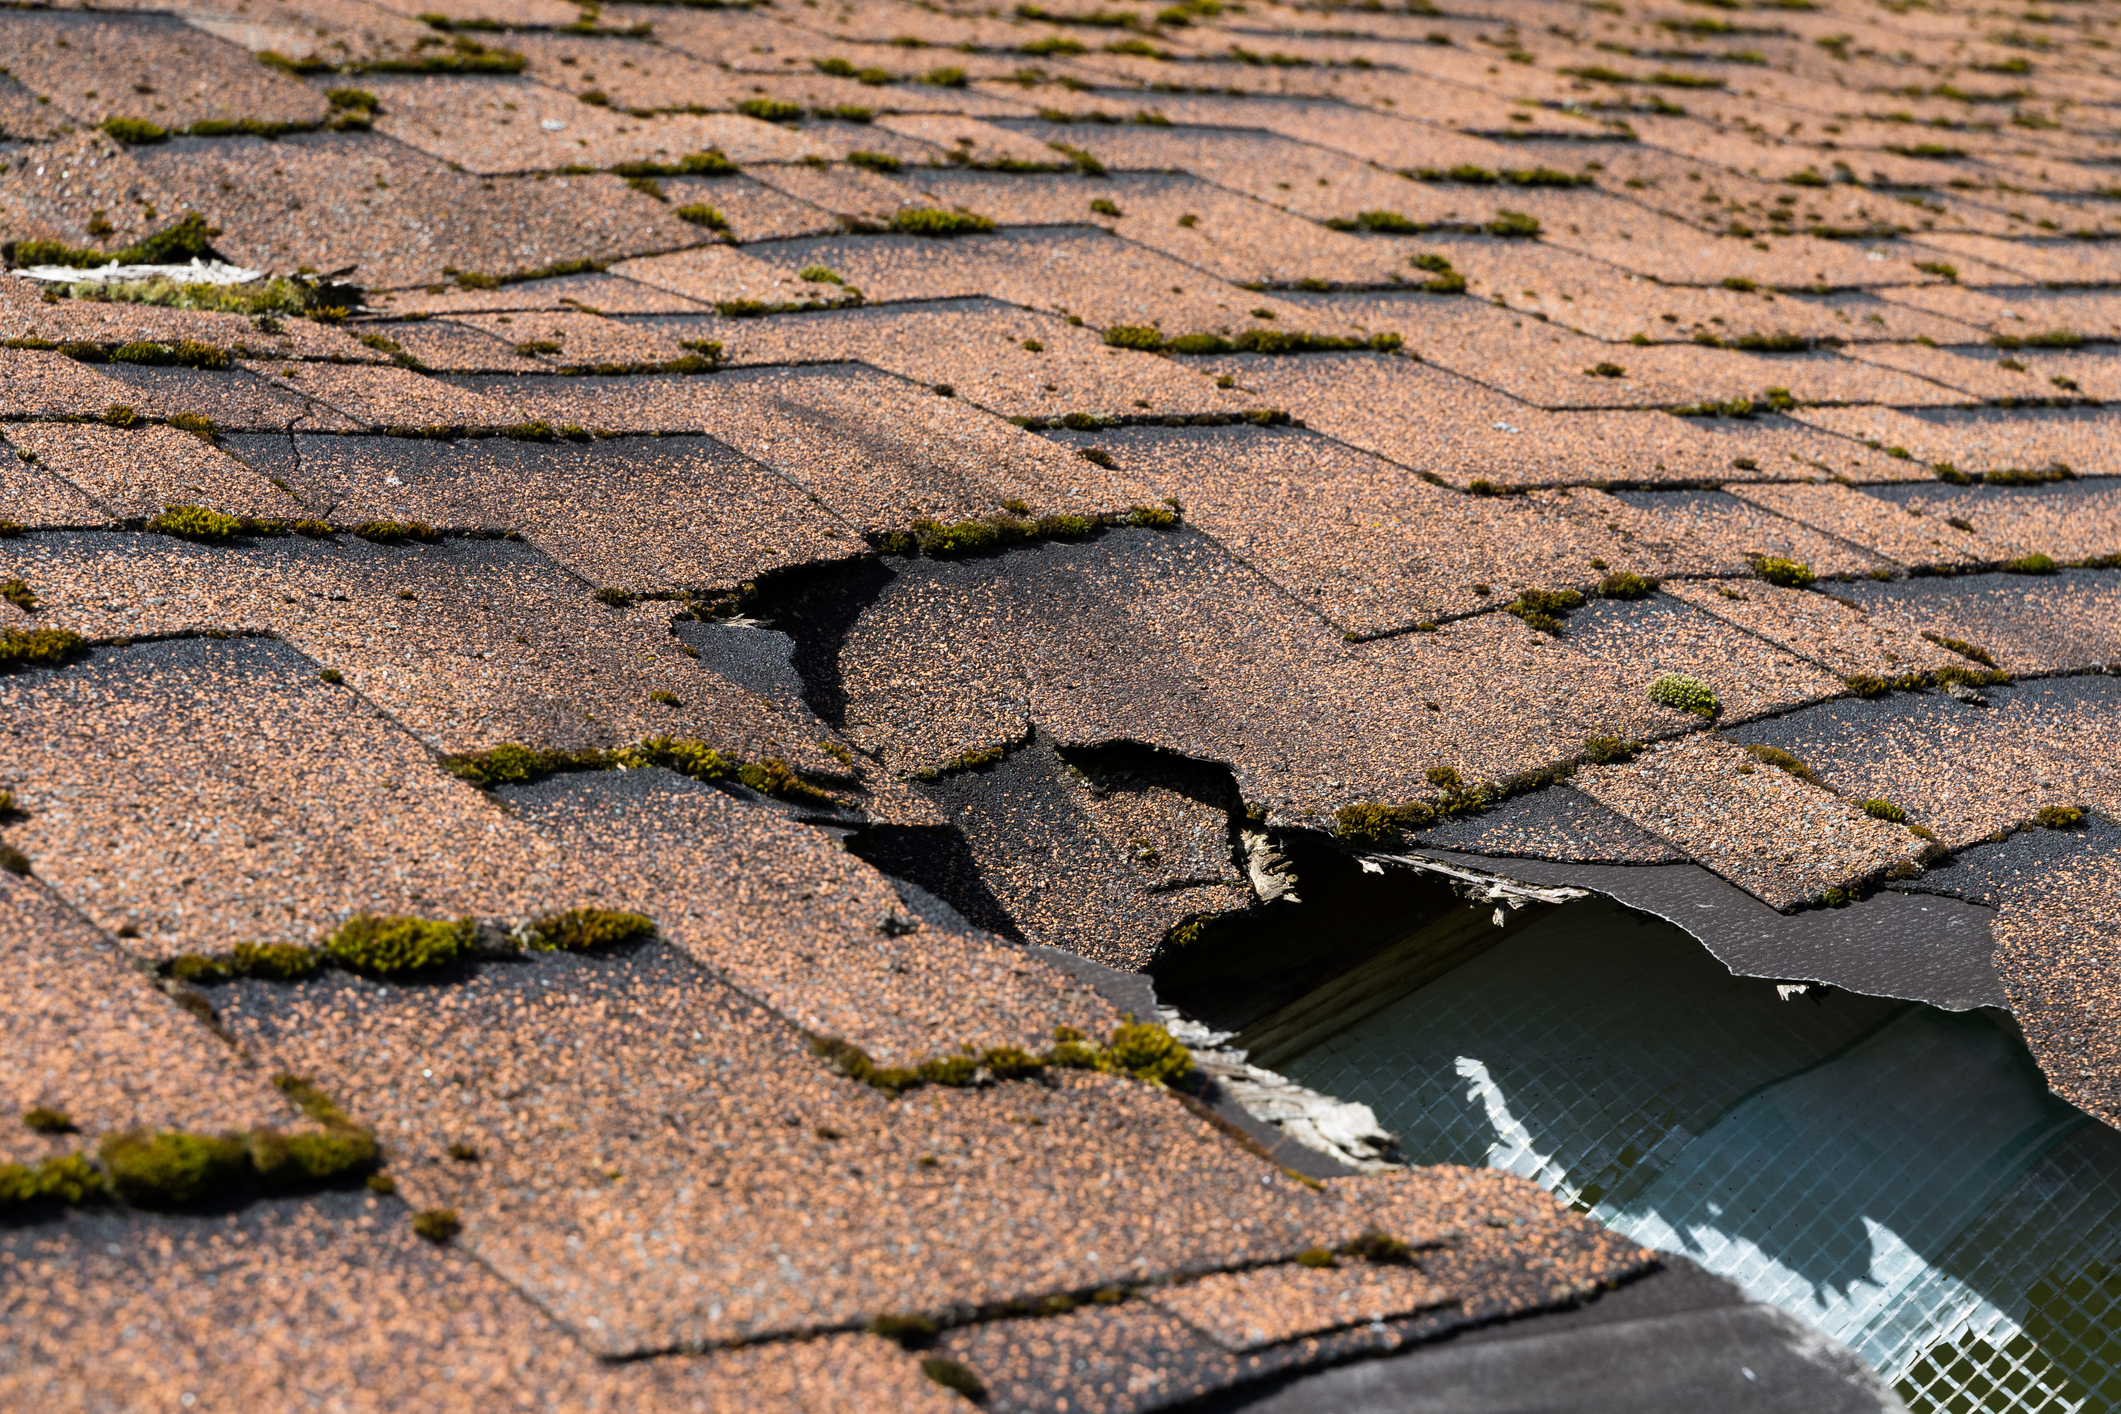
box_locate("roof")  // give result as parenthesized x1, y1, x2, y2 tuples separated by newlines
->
(0, 0, 2112, 1404)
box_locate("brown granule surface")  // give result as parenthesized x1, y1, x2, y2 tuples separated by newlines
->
(442, 310, 701, 371)
(501, 767, 1116, 1062)
(0, 635, 580, 959)
(371, 270, 708, 318)
(278, 434, 857, 594)
(742, 228, 1337, 340)
(0, 1191, 964, 1414)
(0, 349, 137, 422)
(1149, 1263, 1450, 1351)
(689, 298, 1253, 421)
(1663, 577, 1968, 682)
(611, 244, 858, 312)
(1611, 490, 1894, 580)
(0, 12, 326, 133)
(1730, 482, 2004, 571)
(1732, 680, 2121, 851)
(1835, 571, 2121, 676)
(132, 133, 699, 291)
(0, 449, 117, 530)
(1992, 851, 2121, 1132)
(1575, 734, 1924, 909)
(1797, 405, 2121, 480)
(217, 944, 1344, 1354)
(362, 75, 828, 176)
(248, 360, 512, 431)
(0, 530, 840, 766)
(0, 871, 294, 1165)
(1565, 594, 1846, 725)
(652, 363, 1155, 529)
(2, 422, 301, 520)
(86, 363, 366, 432)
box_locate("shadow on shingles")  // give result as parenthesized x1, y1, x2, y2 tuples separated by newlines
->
(748, 555, 897, 727)
(1887, 809, 2121, 908)
(848, 821, 1027, 941)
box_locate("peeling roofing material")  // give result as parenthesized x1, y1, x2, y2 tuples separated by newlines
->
(3, 0, 2118, 1408)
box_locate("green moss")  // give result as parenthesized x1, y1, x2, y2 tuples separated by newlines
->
(1295, 1246, 1338, 1268)
(111, 339, 230, 370)
(412, 1207, 461, 1243)
(920, 1358, 984, 1399)
(1648, 672, 1718, 717)
(169, 413, 217, 439)
(916, 1055, 980, 1086)
(980, 1046, 1045, 1080)
(1581, 736, 1640, 765)
(891, 208, 996, 237)
(1861, 799, 1908, 822)
(1486, 209, 1542, 238)
(1753, 556, 1815, 589)
(1505, 587, 1584, 636)
(526, 908, 656, 953)
(170, 942, 323, 984)
(1743, 743, 1816, 781)
(23, 1106, 74, 1134)
(352, 520, 441, 544)
(0, 578, 36, 613)
(1101, 1022, 1191, 1084)
(1845, 673, 1890, 698)
(1596, 570, 1657, 599)
(675, 203, 728, 229)
(101, 1130, 249, 1207)
(2036, 805, 2085, 829)
(736, 98, 804, 121)
(0, 627, 87, 672)
(6, 213, 220, 271)
(1921, 631, 1996, 666)
(0, 1153, 104, 1208)
(250, 1125, 380, 1190)
(2005, 553, 2057, 574)
(1340, 1229, 1415, 1263)
(324, 914, 476, 976)
(145, 504, 242, 541)
(1334, 800, 1434, 842)
(101, 116, 168, 144)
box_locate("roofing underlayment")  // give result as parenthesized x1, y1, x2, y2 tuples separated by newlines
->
(1, 0, 2119, 1408)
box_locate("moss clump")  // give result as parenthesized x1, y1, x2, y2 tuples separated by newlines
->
(1504, 587, 1583, 636)
(412, 1207, 461, 1243)
(1845, 674, 1890, 699)
(1582, 736, 1640, 765)
(1100, 1022, 1192, 1085)
(891, 208, 996, 237)
(2036, 805, 2085, 829)
(0, 1153, 104, 1208)
(249, 1125, 380, 1190)
(145, 505, 242, 541)
(0, 627, 87, 672)
(736, 98, 804, 122)
(524, 908, 655, 953)
(169, 413, 217, 440)
(111, 339, 230, 370)
(1742, 743, 1816, 781)
(171, 941, 323, 984)
(1294, 1246, 1338, 1268)
(920, 1357, 985, 1400)
(2005, 553, 2057, 575)
(1340, 1229, 1415, 1263)
(1861, 799, 1908, 823)
(736, 756, 838, 805)
(675, 203, 727, 229)
(1334, 800, 1434, 842)
(917, 1055, 980, 1087)
(1922, 632, 1996, 667)
(101, 1130, 249, 1207)
(1753, 556, 1815, 589)
(1486, 209, 1542, 238)
(1648, 672, 1718, 717)
(980, 1046, 1045, 1080)
(0, 578, 36, 612)
(324, 914, 476, 976)
(23, 1106, 74, 1134)
(352, 520, 441, 544)
(5, 213, 220, 270)
(1597, 571, 1657, 599)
